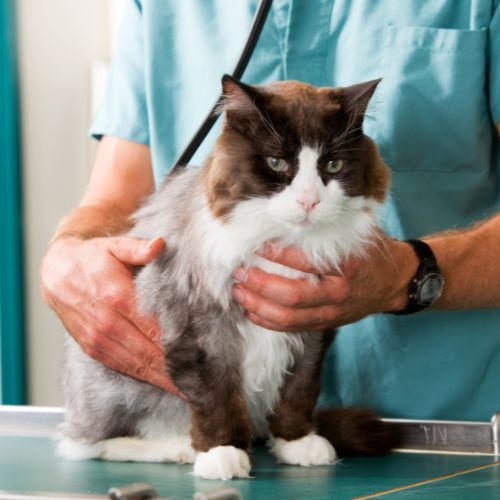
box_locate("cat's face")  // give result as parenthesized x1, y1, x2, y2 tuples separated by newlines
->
(204, 76, 389, 232)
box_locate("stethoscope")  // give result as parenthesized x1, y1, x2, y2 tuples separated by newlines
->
(172, 0, 273, 172)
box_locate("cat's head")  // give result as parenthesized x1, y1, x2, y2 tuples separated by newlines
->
(204, 75, 389, 236)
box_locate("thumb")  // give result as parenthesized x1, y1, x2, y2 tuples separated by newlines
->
(108, 236, 166, 266)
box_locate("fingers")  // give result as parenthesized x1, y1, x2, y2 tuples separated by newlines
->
(108, 236, 166, 266)
(233, 282, 339, 332)
(86, 339, 182, 396)
(73, 308, 183, 397)
(257, 242, 319, 274)
(234, 266, 349, 308)
(98, 276, 162, 342)
(92, 308, 164, 370)
(41, 235, 182, 396)
(245, 312, 332, 332)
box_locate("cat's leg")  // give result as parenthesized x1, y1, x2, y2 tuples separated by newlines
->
(59, 340, 195, 464)
(268, 330, 337, 467)
(166, 327, 252, 480)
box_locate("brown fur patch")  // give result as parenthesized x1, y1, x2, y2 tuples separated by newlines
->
(204, 79, 390, 219)
(361, 139, 391, 202)
(165, 317, 252, 453)
(267, 330, 336, 441)
(315, 407, 401, 456)
(190, 391, 252, 452)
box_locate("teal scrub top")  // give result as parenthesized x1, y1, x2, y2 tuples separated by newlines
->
(91, 0, 500, 421)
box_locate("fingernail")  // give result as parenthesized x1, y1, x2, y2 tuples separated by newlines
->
(234, 267, 245, 282)
(146, 236, 164, 252)
(233, 285, 244, 302)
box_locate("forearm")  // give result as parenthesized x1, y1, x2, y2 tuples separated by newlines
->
(51, 137, 153, 244)
(51, 204, 133, 243)
(424, 214, 500, 309)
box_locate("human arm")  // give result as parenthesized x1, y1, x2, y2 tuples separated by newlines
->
(41, 136, 181, 395)
(424, 213, 500, 309)
(233, 124, 500, 334)
(234, 123, 500, 331)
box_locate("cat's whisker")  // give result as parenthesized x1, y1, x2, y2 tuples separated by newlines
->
(369, 231, 400, 274)
(337, 125, 363, 141)
(333, 147, 362, 154)
(254, 107, 283, 145)
(333, 114, 360, 144)
(335, 134, 364, 148)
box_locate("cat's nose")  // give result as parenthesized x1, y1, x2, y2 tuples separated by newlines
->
(296, 193, 320, 212)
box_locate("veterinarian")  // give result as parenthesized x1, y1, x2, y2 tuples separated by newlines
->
(41, 1, 500, 420)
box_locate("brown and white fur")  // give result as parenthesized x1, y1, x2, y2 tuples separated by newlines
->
(58, 76, 394, 480)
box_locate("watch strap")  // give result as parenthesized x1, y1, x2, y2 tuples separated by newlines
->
(405, 239, 439, 272)
(392, 239, 442, 315)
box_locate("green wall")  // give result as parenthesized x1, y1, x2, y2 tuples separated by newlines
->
(0, 0, 27, 404)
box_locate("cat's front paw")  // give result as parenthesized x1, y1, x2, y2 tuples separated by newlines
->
(271, 433, 336, 466)
(193, 446, 251, 480)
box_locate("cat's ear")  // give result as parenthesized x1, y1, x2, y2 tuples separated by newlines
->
(217, 74, 263, 115)
(218, 75, 271, 135)
(342, 78, 382, 120)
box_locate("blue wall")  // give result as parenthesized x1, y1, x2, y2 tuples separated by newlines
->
(0, 0, 27, 404)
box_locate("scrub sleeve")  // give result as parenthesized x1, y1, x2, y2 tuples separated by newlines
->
(90, 0, 149, 146)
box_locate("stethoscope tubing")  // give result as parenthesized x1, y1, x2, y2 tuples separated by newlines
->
(171, 0, 273, 172)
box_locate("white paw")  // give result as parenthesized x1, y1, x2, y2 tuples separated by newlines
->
(101, 436, 195, 463)
(166, 436, 196, 464)
(101, 437, 141, 461)
(271, 433, 336, 466)
(56, 438, 104, 460)
(193, 446, 251, 480)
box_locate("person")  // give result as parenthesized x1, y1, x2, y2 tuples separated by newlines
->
(41, 0, 500, 420)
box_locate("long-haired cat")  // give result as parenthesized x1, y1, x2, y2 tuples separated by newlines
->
(58, 75, 395, 480)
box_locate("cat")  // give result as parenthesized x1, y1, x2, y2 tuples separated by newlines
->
(57, 75, 396, 480)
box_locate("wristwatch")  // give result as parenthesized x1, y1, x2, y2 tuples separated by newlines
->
(392, 239, 445, 315)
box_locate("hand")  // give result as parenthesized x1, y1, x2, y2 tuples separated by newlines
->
(41, 235, 183, 396)
(232, 235, 418, 332)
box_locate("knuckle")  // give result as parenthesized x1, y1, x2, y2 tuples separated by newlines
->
(99, 319, 116, 334)
(103, 288, 131, 313)
(140, 348, 160, 366)
(134, 349, 164, 377)
(81, 342, 100, 361)
(94, 311, 116, 333)
(134, 362, 151, 379)
(85, 328, 105, 351)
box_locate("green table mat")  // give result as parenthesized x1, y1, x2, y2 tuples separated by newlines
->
(1, 436, 499, 499)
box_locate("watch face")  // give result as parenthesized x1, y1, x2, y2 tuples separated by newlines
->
(418, 273, 445, 305)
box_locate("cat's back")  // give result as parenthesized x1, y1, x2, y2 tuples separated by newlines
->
(130, 167, 203, 242)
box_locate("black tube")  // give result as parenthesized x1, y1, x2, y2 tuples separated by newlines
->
(171, 0, 273, 171)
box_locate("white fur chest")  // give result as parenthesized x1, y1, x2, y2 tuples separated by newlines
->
(238, 318, 304, 438)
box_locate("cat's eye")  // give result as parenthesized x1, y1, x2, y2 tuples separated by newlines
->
(326, 159, 346, 174)
(266, 156, 288, 172)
